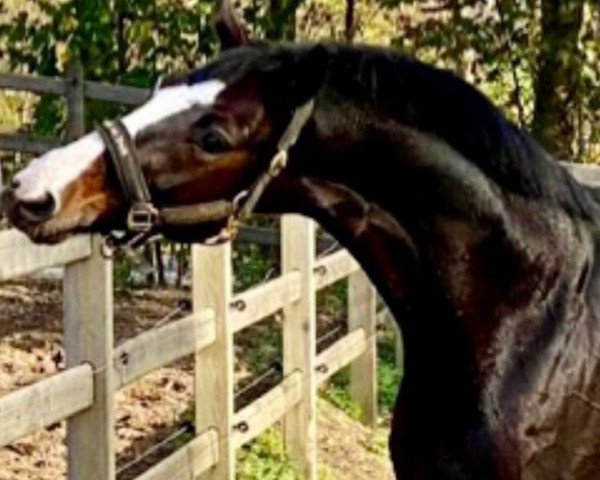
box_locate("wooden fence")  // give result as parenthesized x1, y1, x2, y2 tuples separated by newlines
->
(0, 215, 376, 480)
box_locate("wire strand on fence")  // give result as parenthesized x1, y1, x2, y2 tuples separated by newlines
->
(116, 422, 195, 476)
(92, 328, 376, 480)
(111, 328, 372, 480)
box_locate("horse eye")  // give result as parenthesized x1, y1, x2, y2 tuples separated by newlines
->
(196, 130, 231, 154)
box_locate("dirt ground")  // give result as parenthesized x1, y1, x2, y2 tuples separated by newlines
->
(0, 279, 393, 480)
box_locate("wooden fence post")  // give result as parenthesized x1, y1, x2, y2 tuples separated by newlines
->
(63, 60, 116, 480)
(348, 271, 378, 427)
(281, 215, 317, 480)
(65, 59, 85, 140)
(64, 236, 115, 480)
(193, 243, 235, 480)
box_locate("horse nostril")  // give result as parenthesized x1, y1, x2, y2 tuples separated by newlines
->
(17, 192, 57, 223)
(10, 178, 20, 189)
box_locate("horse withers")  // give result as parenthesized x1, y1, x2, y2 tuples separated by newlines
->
(3, 10, 600, 480)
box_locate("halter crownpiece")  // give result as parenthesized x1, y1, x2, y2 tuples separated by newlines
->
(98, 98, 315, 253)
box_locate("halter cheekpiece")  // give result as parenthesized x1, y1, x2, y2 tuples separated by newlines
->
(97, 98, 315, 254)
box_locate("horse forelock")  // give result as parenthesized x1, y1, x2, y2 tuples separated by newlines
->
(321, 45, 600, 221)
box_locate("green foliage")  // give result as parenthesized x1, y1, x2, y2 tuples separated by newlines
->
(237, 429, 298, 480)
(233, 242, 277, 292)
(320, 377, 363, 421)
(378, 359, 401, 414)
(235, 317, 282, 376)
(317, 279, 347, 317)
(377, 328, 402, 414)
(320, 330, 402, 418)
(113, 256, 134, 290)
(0, 0, 219, 138)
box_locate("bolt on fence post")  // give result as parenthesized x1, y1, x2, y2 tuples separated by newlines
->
(281, 214, 317, 480)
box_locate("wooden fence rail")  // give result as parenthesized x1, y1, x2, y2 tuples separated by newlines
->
(0, 216, 377, 480)
(0, 70, 148, 155)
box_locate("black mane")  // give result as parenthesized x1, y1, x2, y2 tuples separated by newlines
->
(192, 43, 600, 221)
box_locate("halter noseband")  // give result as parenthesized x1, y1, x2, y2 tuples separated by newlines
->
(97, 98, 315, 253)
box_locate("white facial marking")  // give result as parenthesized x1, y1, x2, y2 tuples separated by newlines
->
(12, 79, 226, 209)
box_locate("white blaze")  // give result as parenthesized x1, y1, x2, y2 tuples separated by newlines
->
(12, 79, 226, 206)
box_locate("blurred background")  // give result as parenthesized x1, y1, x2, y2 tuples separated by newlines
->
(0, 0, 598, 170)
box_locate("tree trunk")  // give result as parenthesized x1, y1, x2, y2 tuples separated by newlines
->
(532, 0, 584, 161)
(345, 0, 355, 43)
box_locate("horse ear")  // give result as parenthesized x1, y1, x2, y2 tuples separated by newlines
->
(278, 45, 328, 107)
(214, 0, 250, 50)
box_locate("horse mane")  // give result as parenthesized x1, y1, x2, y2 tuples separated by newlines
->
(319, 44, 600, 221)
(194, 43, 600, 221)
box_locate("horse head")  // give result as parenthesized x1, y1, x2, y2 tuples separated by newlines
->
(0, 7, 328, 244)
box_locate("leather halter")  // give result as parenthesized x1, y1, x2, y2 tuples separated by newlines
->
(97, 98, 315, 252)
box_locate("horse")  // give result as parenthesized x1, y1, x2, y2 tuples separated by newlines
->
(3, 7, 600, 480)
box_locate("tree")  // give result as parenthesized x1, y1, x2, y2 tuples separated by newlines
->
(371, 0, 598, 163)
(532, 0, 585, 161)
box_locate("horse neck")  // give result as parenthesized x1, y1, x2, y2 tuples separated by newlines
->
(268, 103, 595, 385)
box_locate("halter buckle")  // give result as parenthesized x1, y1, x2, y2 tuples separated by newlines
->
(127, 203, 158, 232)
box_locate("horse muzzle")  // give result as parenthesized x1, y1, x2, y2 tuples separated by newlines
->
(0, 183, 58, 228)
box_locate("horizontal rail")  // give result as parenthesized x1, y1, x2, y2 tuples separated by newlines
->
(0, 133, 61, 155)
(113, 309, 216, 389)
(0, 72, 148, 105)
(316, 328, 367, 385)
(0, 72, 65, 95)
(133, 429, 219, 480)
(236, 225, 336, 250)
(562, 162, 600, 187)
(313, 249, 360, 290)
(0, 230, 92, 281)
(231, 271, 301, 332)
(0, 364, 93, 447)
(232, 371, 303, 448)
(85, 81, 148, 105)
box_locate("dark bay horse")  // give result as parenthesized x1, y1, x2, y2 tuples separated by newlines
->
(3, 14, 600, 480)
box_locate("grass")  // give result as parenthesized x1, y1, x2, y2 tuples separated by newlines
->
(237, 429, 298, 480)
